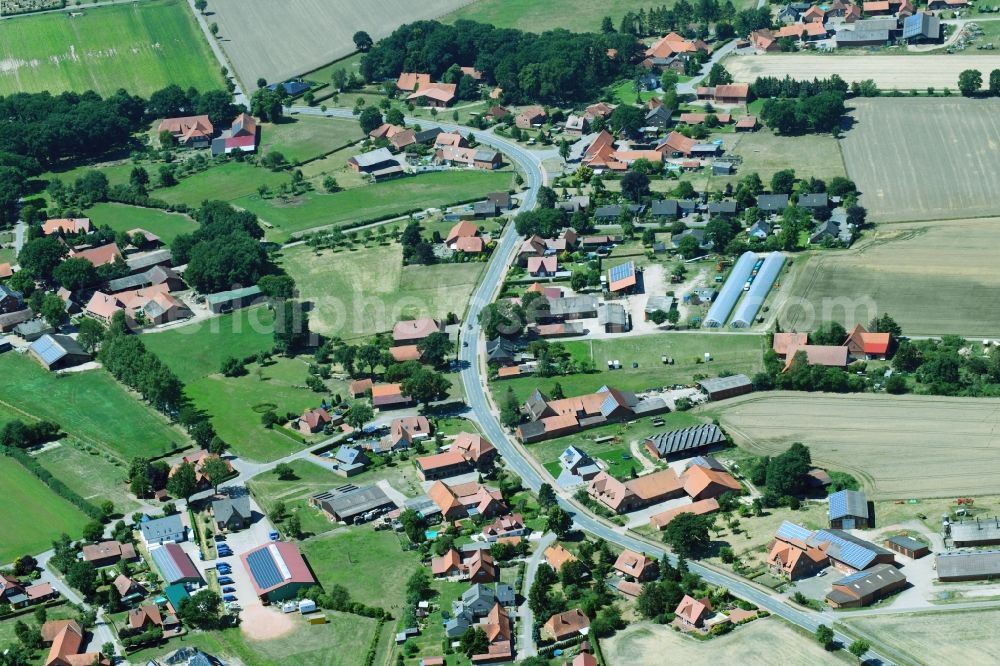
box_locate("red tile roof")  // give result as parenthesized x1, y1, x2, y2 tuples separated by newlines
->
(42, 218, 91, 235)
(396, 72, 431, 91)
(649, 498, 721, 529)
(393, 318, 441, 343)
(69, 243, 121, 268)
(389, 345, 422, 362)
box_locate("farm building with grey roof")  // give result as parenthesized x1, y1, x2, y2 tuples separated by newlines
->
(644, 423, 727, 460)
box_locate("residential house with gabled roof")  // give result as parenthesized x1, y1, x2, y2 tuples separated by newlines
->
(844, 323, 890, 360)
(211, 112, 258, 156)
(614, 549, 658, 581)
(113, 574, 145, 600)
(428, 480, 506, 521)
(69, 242, 122, 268)
(527, 256, 558, 277)
(296, 407, 332, 434)
(772, 332, 809, 357)
(544, 545, 578, 572)
(396, 72, 432, 92)
(482, 513, 527, 542)
(768, 521, 895, 579)
(543, 608, 590, 641)
(696, 83, 750, 104)
(446, 220, 479, 247)
(675, 595, 713, 628)
(169, 450, 233, 490)
(408, 83, 457, 108)
(212, 495, 252, 532)
(384, 415, 431, 449)
(159, 115, 214, 148)
(783, 344, 849, 371)
(517, 385, 668, 443)
(82, 540, 137, 567)
(681, 464, 742, 501)
(41, 618, 107, 666)
(333, 445, 369, 476)
(140, 515, 186, 546)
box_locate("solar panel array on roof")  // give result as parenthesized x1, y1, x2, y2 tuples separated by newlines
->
(829, 489, 869, 520)
(28, 335, 66, 367)
(608, 261, 635, 283)
(704, 251, 756, 327)
(812, 529, 889, 570)
(645, 423, 726, 457)
(731, 252, 785, 328)
(246, 547, 286, 591)
(776, 521, 814, 542)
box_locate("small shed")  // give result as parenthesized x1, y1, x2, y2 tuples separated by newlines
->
(697, 374, 753, 401)
(884, 535, 929, 559)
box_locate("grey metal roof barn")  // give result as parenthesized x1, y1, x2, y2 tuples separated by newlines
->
(936, 551, 1000, 581)
(829, 490, 869, 521)
(349, 147, 397, 169)
(756, 194, 789, 212)
(703, 251, 756, 327)
(645, 423, 727, 458)
(29, 334, 87, 369)
(546, 295, 598, 319)
(311, 484, 396, 523)
(698, 375, 752, 397)
(731, 251, 785, 328)
(951, 517, 1000, 546)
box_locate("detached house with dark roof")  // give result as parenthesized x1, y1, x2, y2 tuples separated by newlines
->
(212, 495, 252, 532)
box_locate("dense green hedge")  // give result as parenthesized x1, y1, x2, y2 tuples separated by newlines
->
(1, 446, 103, 520)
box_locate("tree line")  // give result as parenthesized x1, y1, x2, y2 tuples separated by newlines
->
(360, 20, 643, 104)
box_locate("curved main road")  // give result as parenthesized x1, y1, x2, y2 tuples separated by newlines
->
(288, 103, 891, 664)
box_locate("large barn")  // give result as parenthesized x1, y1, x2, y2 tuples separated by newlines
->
(241, 541, 316, 603)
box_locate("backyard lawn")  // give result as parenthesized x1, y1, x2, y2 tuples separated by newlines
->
(0, 353, 186, 460)
(280, 243, 485, 340)
(85, 202, 198, 243)
(499, 332, 766, 402)
(238, 169, 513, 242)
(260, 116, 363, 164)
(300, 527, 420, 611)
(127, 614, 376, 666)
(0, 460, 90, 562)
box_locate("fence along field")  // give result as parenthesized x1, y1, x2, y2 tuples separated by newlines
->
(841, 98, 1000, 223)
(206, 0, 473, 88)
(781, 219, 1000, 337)
(0, 0, 224, 97)
(711, 392, 1000, 500)
(724, 54, 999, 91)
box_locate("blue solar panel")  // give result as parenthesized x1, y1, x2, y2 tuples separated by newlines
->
(609, 261, 635, 282)
(901, 14, 920, 38)
(814, 530, 878, 570)
(246, 547, 284, 590)
(829, 490, 848, 519)
(776, 521, 813, 541)
(29, 335, 64, 366)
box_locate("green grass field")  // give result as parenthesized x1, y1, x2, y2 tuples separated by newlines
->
(0, 352, 186, 460)
(240, 170, 512, 242)
(0, 0, 224, 97)
(261, 117, 363, 164)
(500, 332, 766, 402)
(36, 442, 139, 516)
(445, 0, 755, 32)
(128, 614, 376, 666)
(301, 527, 420, 611)
(280, 243, 485, 340)
(86, 202, 198, 243)
(152, 161, 291, 209)
(143, 307, 277, 383)
(185, 356, 348, 462)
(143, 308, 341, 462)
(526, 411, 705, 480)
(0, 460, 90, 562)
(301, 52, 364, 86)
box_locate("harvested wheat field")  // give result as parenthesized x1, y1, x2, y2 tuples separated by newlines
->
(208, 0, 473, 87)
(780, 219, 1000, 337)
(603, 618, 844, 666)
(843, 610, 1000, 666)
(725, 54, 998, 91)
(841, 98, 1000, 222)
(712, 392, 1000, 500)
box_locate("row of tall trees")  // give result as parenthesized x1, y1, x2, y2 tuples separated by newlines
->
(361, 20, 642, 104)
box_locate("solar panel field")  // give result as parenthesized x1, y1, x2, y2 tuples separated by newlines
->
(841, 97, 1000, 222)
(710, 391, 1000, 499)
